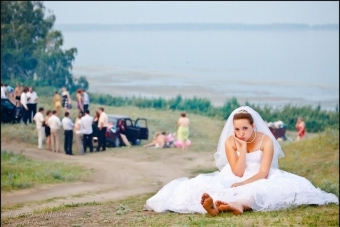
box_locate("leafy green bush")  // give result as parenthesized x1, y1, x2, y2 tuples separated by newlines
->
(85, 93, 338, 133)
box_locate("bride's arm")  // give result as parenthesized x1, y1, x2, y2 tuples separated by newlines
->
(225, 136, 247, 177)
(231, 136, 274, 187)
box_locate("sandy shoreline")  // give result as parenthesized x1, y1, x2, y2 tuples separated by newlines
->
(73, 66, 339, 109)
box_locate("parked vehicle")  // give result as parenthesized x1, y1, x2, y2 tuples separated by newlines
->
(1, 98, 22, 123)
(269, 126, 287, 140)
(103, 114, 149, 147)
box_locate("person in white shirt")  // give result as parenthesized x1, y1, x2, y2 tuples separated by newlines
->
(74, 112, 84, 155)
(5, 84, 15, 104)
(1, 83, 7, 99)
(62, 112, 74, 155)
(81, 109, 94, 153)
(97, 107, 108, 151)
(48, 110, 62, 153)
(33, 107, 45, 149)
(82, 90, 90, 116)
(20, 86, 29, 125)
(27, 87, 38, 124)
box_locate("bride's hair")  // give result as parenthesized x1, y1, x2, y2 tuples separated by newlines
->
(233, 111, 254, 124)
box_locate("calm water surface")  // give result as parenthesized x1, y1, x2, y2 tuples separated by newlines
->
(58, 26, 339, 109)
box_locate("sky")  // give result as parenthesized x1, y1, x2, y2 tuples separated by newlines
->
(43, 1, 339, 25)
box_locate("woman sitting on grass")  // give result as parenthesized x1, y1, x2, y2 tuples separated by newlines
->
(143, 131, 167, 148)
(145, 106, 338, 215)
(118, 120, 131, 147)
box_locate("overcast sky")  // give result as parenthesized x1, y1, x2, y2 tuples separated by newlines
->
(43, 1, 339, 25)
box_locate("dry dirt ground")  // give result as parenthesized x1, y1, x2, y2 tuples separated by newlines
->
(1, 142, 217, 218)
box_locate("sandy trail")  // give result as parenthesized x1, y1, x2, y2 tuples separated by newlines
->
(1, 142, 216, 217)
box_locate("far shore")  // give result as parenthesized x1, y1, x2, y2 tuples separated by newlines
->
(72, 66, 339, 110)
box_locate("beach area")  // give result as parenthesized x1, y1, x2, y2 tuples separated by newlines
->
(54, 24, 339, 110)
(73, 65, 339, 109)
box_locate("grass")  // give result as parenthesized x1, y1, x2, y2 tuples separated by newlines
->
(1, 98, 338, 226)
(1, 150, 88, 191)
(1, 193, 338, 227)
(279, 129, 339, 196)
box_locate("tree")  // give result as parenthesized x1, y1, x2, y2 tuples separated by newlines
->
(1, 1, 87, 91)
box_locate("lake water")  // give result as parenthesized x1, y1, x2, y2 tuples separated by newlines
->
(57, 25, 339, 110)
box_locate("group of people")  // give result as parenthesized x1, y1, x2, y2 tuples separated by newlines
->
(33, 105, 109, 155)
(1, 84, 39, 125)
(53, 87, 90, 117)
(143, 112, 191, 149)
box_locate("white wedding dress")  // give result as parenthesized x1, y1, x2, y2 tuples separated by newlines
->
(145, 145, 338, 213)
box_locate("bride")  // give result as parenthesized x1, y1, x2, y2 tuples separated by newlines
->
(145, 106, 338, 216)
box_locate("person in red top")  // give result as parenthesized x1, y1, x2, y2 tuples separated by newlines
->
(295, 117, 306, 141)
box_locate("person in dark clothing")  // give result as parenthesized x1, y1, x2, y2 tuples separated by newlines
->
(20, 86, 30, 125)
(92, 110, 100, 143)
(97, 107, 108, 151)
(61, 112, 74, 155)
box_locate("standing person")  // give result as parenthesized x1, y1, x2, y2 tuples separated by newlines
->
(97, 107, 108, 151)
(1, 84, 7, 98)
(14, 84, 22, 107)
(62, 112, 74, 155)
(81, 109, 94, 153)
(177, 113, 190, 150)
(92, 110, 100, 143)
(27, 87, 38, 123)
(61, 87, 71, 114)
(48, 110, 62, 153)
(76, 89, 83, 115)
(145, 106, 338, 216)
(53, 91, 62, 116)
(20, 86, 30, 125)
(82, 89, 90, 116)
(74, 112, 84, 155)
(295, 117, 306, 141)
(44, 110, 52, 151)
(33, 107, 45, 149)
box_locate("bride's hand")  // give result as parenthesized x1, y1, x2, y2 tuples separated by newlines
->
(233, 134, 247, 151)
(231, 182, 244, 188)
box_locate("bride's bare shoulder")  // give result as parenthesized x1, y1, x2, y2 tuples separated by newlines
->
(224, 136, 236, 148)
(225, 135, 234, 142)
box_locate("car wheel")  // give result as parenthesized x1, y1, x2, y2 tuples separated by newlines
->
(114, 137, 120, 147)
(134, 139, 141, 145)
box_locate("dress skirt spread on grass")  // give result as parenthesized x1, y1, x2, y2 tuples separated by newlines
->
(145, 106, 339, 214)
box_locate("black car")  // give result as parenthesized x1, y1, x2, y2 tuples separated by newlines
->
(102, 114, 149, 147)
(1, 98, 22, 123)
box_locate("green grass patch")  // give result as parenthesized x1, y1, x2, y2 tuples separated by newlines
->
(1, 150, 87, 191)
(280, 129, 339, 196)
(1, 194, 338, 227)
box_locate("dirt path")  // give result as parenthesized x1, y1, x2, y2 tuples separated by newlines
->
(1, 142, 216, 217)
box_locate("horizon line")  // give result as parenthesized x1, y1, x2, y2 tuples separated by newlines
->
(55, 22, 339, 26)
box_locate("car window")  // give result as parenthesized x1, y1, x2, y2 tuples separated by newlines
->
(136, 119, 147, 127)
(108, 117, 117, 126)
(125, 119, 133, 127)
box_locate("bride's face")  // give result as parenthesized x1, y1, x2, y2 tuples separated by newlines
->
(233, 119, 254, 141)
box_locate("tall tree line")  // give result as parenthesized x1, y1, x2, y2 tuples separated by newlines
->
(1, 1, 88, 91)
